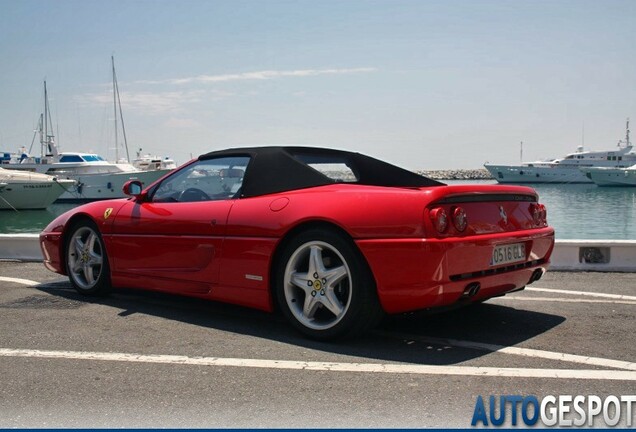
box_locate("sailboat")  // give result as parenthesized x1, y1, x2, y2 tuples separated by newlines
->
(1, 60, 174, 201)
(108, 56, 177, 172)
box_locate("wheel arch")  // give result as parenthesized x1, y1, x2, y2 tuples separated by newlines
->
(59, 213, 102, 271)
(268, 220, 379, 313)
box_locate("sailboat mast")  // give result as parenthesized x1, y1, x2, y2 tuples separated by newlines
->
(43, 81, 47, 158)
(40, 81, 57, 156)
(112, 56, 119, 162)
(31, 113, 43, 155)
(112, 55, 130, 163)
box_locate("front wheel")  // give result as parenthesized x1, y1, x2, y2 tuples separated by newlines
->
(275, 229, 383, 340)
(65, 220, 111, 295)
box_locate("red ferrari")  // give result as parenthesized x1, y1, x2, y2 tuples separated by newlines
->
(40, 147, 554, 339)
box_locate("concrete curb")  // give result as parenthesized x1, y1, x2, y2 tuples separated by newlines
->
(548, 240, 636, 272)
(1, 234, 635, 272)
(0, 234, 42, 262)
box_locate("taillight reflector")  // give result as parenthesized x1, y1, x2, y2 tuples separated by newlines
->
(430, 207, 448, 233)
(452, 206, 468, 232)
(530, 203, 548, 226)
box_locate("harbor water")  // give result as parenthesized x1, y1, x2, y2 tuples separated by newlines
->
(0, 181, 634, 240)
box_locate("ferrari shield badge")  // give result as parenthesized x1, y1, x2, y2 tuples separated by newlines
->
(104, 208, 113, 220)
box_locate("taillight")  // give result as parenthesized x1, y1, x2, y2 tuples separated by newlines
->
(430, 207, 448, 233)
(539, 204, 547, 225)
(452, 206, 468, 232)
(530, 203, 547, 226)
(530, 204, 540, 225)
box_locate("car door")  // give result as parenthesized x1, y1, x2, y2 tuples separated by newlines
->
(108, 156, 249, 294)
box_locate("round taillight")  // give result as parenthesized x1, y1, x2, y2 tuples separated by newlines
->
(539, 204, 547, 225)
(452, 206, 468, 232)
(530, 204, 541, 225)
(530, 203, 547, 226)
(430, 207, 448, 233)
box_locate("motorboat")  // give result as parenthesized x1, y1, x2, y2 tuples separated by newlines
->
(132, 151, 177, 171)
(580, 164, 636, 187)
(580, 120, 636, 186)
(485, 120, 636, 184)
(0, 167, 75, 210)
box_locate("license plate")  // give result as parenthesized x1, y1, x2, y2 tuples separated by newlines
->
(491, 243, 526, 266)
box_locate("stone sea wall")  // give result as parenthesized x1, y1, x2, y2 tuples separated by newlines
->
(417, 168, 494, 180)
(324, 168, 494, 181)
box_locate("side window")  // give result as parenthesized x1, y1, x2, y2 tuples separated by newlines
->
(151, 156, 249, 202)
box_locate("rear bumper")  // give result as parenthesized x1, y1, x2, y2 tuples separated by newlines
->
(356, 227, 554, 314)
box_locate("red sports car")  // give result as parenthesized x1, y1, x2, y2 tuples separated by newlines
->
(40, 147, 554, 339)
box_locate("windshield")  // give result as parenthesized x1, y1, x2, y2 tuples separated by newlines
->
(152, 156, 250, 202)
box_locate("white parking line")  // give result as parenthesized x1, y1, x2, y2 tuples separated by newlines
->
(527, 287, 636, 301)
(1, 277, 633, 377)
(496, 297, 636, 305)
(373, 333, 636, 371)
(0, 348, 635, 381)
(0, 276, 40, 287)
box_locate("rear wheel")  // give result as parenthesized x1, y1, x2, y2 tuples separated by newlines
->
(275, 229, 383, 340)
(65, 220, 111, 295)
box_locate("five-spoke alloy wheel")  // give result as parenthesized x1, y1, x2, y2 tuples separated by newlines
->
(65, 220, 111, 295)
(276, 228, 383, 340)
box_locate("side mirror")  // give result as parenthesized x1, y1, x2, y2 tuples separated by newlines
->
(122, 180, 144, 199)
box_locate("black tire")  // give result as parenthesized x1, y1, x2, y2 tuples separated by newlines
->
(275, 228, 384, 340)
(65, 220, 112, 296)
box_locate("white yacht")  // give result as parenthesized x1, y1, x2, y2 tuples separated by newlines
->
(580, 164, 636, 187)
(580, 120, 636, 186)
(485, 120, 636, 184)
(132, 150, 177, 171)
(2, 78, 173, 201)
(5, 150, 171, 201)
(0, 167, 75, 210)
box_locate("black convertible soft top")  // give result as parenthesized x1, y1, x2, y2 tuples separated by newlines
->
(199, 146, 444, 198)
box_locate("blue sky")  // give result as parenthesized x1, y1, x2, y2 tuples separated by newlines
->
(1, 0, 635, 169)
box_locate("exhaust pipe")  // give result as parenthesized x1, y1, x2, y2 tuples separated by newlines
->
(462, 282, 481, 298)
(528, 269, 544, 285)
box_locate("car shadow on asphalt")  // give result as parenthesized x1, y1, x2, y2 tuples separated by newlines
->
(34, 281, 565, 366)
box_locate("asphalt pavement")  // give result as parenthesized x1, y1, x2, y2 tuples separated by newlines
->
(0, 261, 634, 428)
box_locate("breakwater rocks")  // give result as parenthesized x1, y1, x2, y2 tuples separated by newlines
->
(417, 168, 494, 180)
(322, 169, 493, 181)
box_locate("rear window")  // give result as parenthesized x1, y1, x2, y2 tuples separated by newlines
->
(293, 154, 358, 183)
